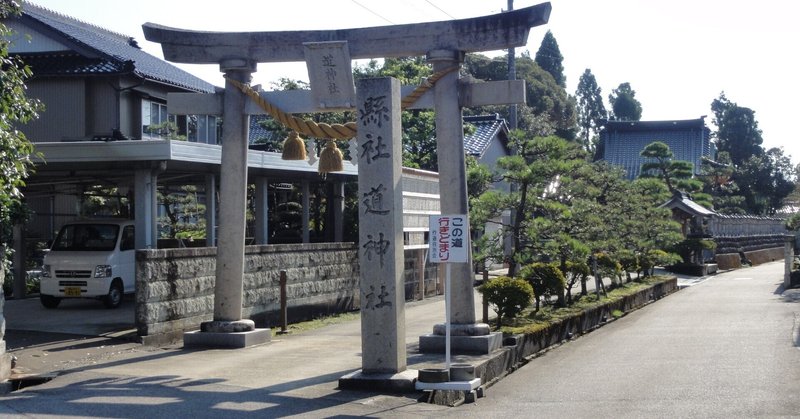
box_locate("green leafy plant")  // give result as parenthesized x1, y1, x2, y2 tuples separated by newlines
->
(479, 276, 534, 327)
(520, 262, 566, 310)
(1, 2, 43, 277)
(670, 238, 717, 265)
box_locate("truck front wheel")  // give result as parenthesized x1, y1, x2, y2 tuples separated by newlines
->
(40, 294, 61, 309)
(104, 281, 123, 309)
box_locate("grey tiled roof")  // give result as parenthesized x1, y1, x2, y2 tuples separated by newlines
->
(599, 117, 712, 180)
(464, 114, 508, 157)
(661, 191, 716, 217)
(19, 1, 215, 93)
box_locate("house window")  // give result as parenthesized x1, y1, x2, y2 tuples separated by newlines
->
(141, 100, 171, 139)
(142, 99, 219, 144)
(186, 115, 219, 144)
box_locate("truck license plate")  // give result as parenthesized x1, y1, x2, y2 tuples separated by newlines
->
(64, 287, 81, 297)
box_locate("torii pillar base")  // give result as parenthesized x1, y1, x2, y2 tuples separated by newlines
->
(419, 323, 502, 355)
(338, 369, 418, 393)
(184, 320, 271, 349)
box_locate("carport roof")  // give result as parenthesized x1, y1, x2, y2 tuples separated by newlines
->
(26, 140, 357, 195)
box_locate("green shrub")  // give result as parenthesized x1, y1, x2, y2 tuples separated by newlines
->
(640, 249, 681, 277)
(2, 269, 40, 297)
(520, 262, 566, 310)
(670, 238, 716, 264)
(479, 276, 534, 327)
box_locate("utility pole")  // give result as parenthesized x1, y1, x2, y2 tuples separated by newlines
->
(507, 0, 518, 130)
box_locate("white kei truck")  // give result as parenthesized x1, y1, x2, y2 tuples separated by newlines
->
(39, 219, 135, 309)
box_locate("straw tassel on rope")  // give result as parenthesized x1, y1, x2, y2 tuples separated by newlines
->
(318, 140, 344, 173)
(282, 131, 307, 160)
(225, 65, 458, 171)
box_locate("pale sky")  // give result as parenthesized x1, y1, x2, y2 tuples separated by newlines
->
(26, 0, 800, 163)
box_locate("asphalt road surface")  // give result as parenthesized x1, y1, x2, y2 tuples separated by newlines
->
(447, 262, 800, 418)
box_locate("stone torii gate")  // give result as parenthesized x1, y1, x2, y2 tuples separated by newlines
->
(143, 2, 550, 383)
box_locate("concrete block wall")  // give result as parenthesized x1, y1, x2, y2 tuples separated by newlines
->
(135, 243, 360, 344)
(135, 243, 441, 344)
(403, 248, 441, 299)
(244, 243, 360, 326)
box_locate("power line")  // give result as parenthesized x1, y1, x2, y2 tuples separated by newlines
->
(424, 0, 456, 19)
(350, 0, 395, 25)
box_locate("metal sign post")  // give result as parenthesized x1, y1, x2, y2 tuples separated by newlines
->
(429, 214, 469, 369)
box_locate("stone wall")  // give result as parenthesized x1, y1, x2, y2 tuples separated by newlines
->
(713, 234, 786, 269)
(708, 214, 786, 237)
(136, 243, 441, 345)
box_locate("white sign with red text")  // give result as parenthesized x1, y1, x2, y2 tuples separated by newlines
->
(429, 214, 469, 263)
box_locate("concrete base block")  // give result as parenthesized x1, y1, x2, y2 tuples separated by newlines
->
(0, 352, 12, 382)
(418, 331, 503, 354)
(338, 369, 417, 393)
(183, 328, 271, 349)
(415, 377, 481, 391)
(0, 381, 13, 395)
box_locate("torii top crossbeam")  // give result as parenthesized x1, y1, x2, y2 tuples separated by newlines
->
(142, 3, 551, 64)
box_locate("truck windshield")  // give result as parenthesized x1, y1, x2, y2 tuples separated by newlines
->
(51, 224, 120, 251)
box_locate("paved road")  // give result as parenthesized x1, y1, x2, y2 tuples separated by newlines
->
(4, 294, 135, 338)
(1, 264, 796, 417)
(447, 262, 800, 418)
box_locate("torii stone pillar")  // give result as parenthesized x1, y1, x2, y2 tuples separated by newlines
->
(418, 50, 500, 354)
(184, 60, 271, 348)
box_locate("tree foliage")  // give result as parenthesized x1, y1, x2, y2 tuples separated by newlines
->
(699, 152, 744, 214)
(639, 141, 710, 207)
(575, 68, 606, 154)
(708, 93, 795, 214)
(464, 53, 577, 140)
(711, 92, 763, 167)
(520, 262, 566, 310)
(478, 276, 534, 327)
(608, 82, 642, 122)
(1, 2, 43, 269)
(159, 185, 206, 240)
(534, 30, 566, 88)
(470, 130, 682, 303)
(470, 132, 585, 277)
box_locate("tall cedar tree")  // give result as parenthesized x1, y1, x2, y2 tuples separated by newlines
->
(575, 68, 607, 154)
(609, 82, 642, 121)
(711, 92, 763, 167)
(534, 30, 566, 87)
(710, 92, 794, 214)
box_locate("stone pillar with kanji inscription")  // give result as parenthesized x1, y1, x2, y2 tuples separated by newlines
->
(354, 77, 406, 374)
(340, 76, 414, 391)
